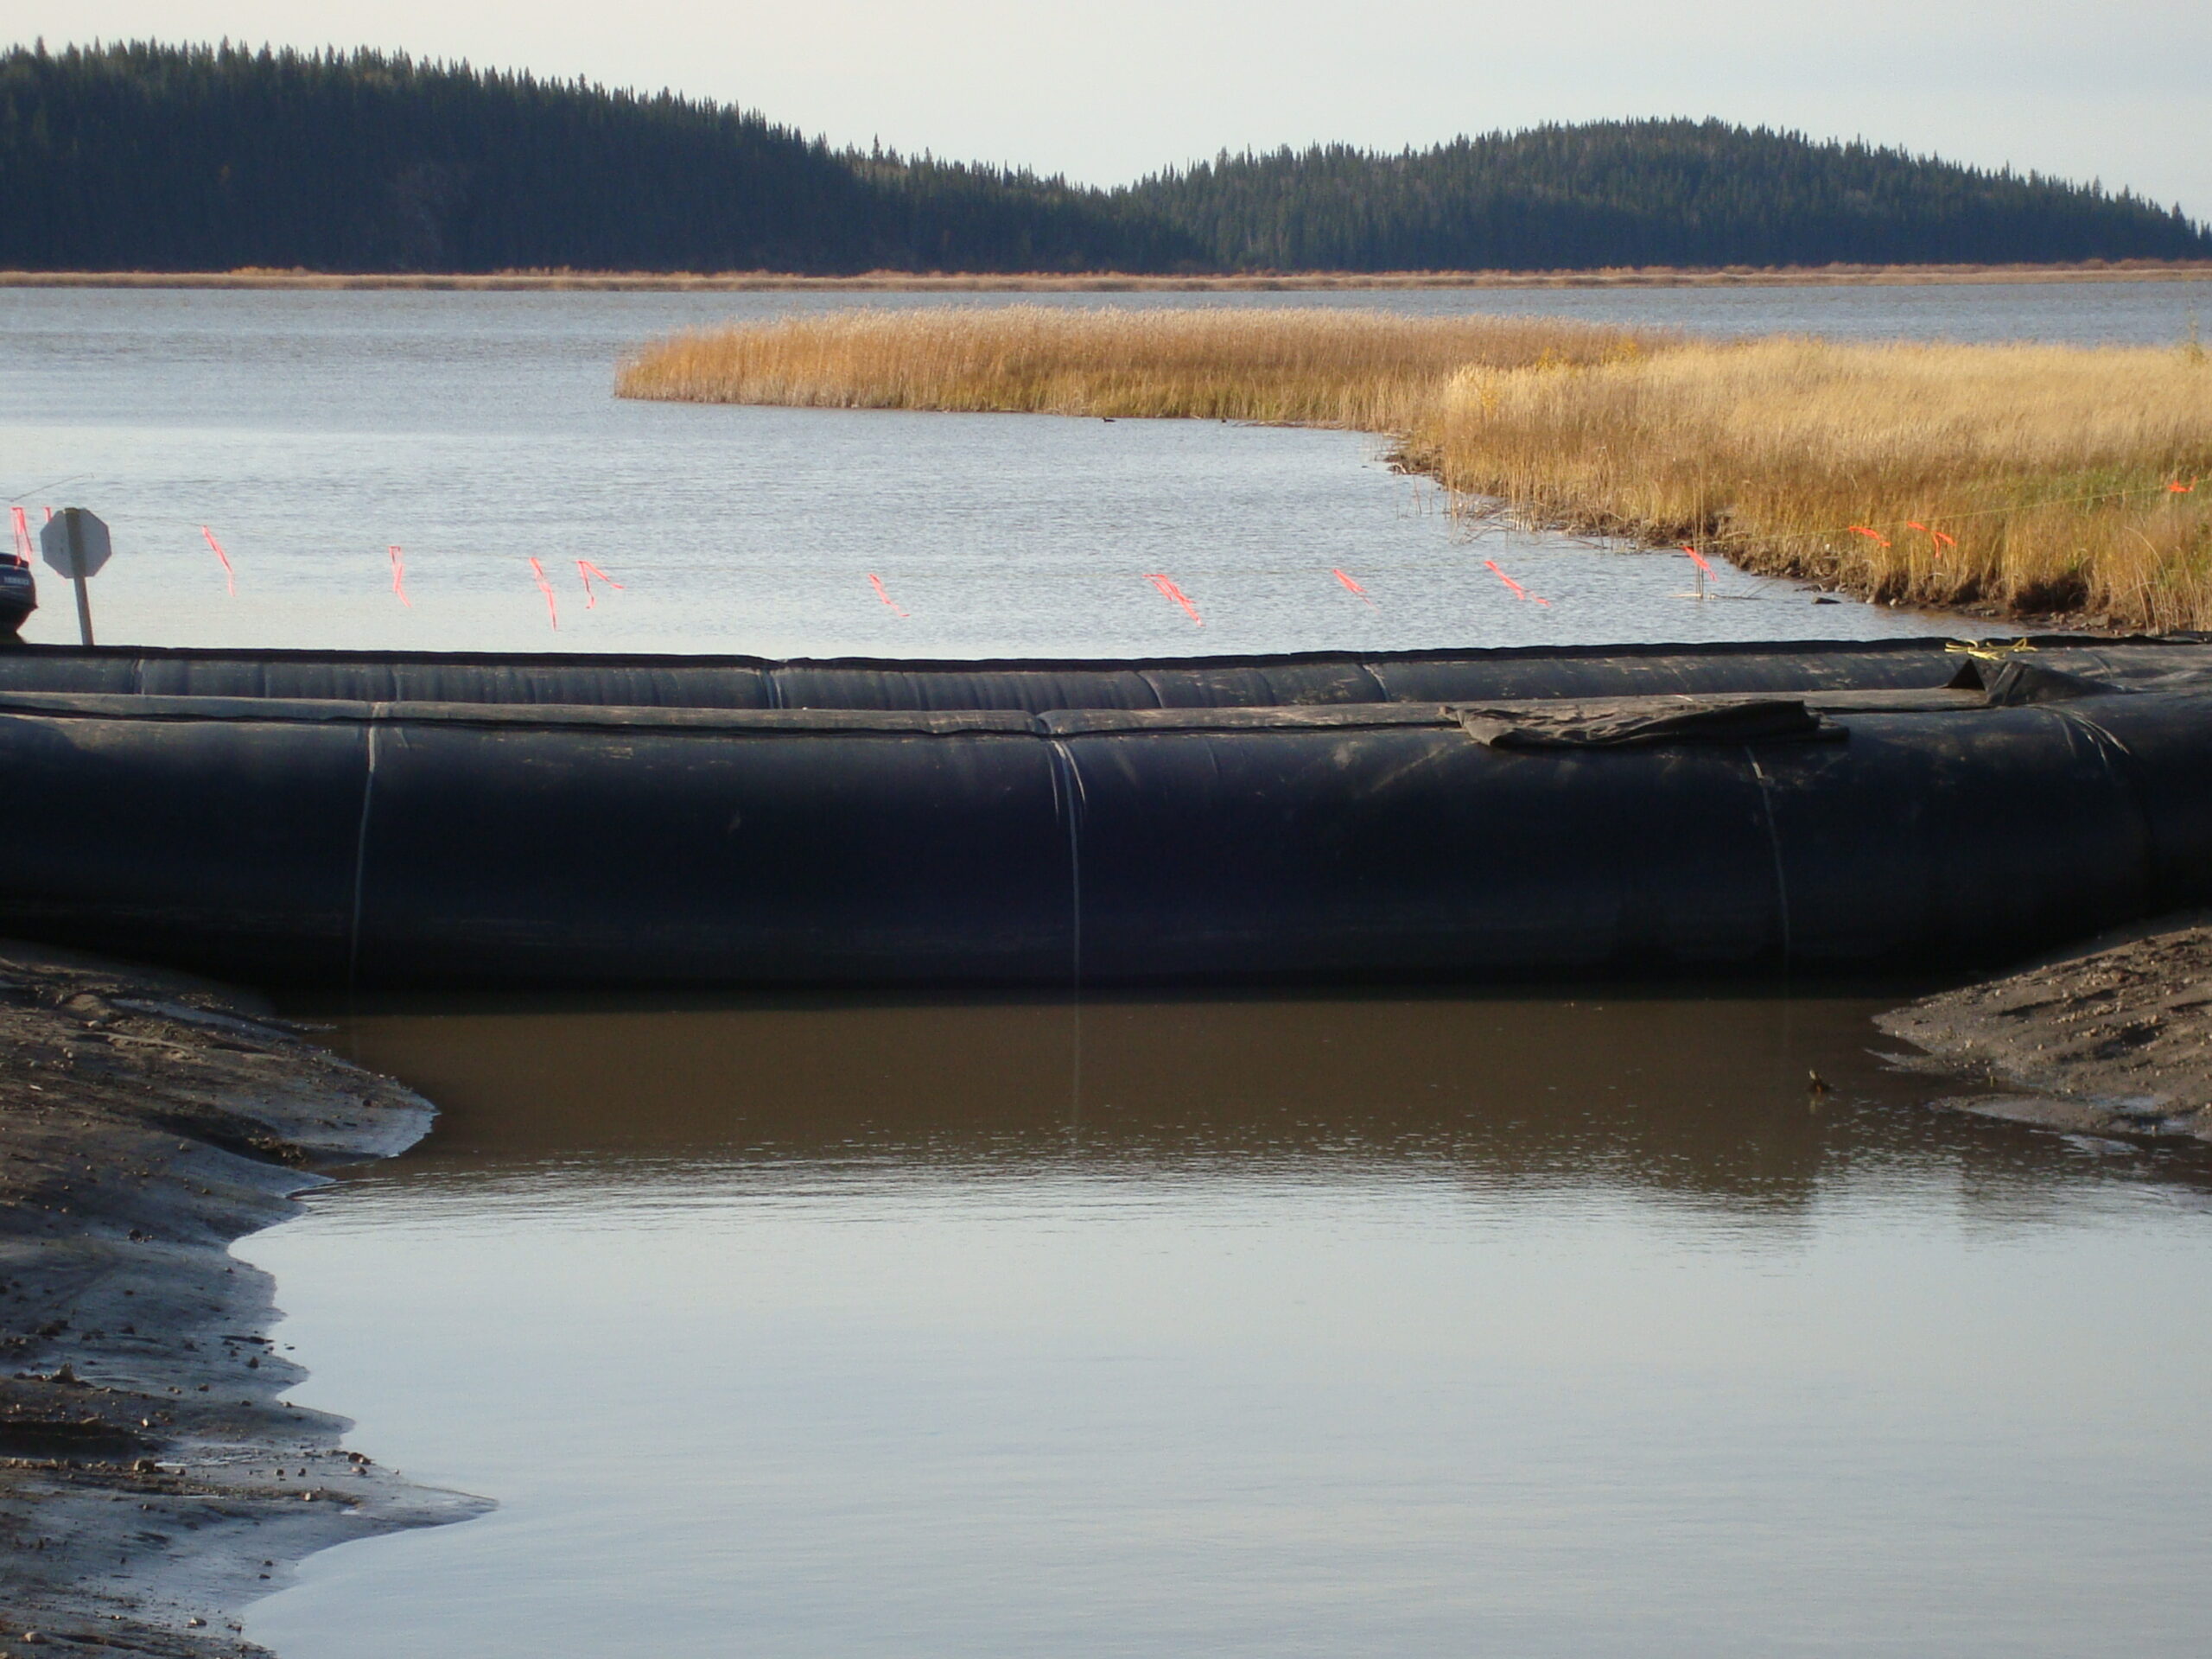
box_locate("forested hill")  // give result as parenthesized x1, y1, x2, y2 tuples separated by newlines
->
(1122, 124, 2212, 270)
(3, 42, 2205, 275)
(0, 43, 1154, 273)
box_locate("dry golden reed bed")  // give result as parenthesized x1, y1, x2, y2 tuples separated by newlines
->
(619, 306, 2212, 629)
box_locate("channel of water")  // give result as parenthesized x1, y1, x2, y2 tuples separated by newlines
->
(241, 988, 2212, 1657)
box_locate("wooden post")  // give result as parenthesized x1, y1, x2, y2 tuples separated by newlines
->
(65, 510, 94, 647)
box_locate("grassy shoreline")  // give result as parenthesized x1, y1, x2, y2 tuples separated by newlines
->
(4, 261, 2211, 292)
(618, 306, 2212, 632)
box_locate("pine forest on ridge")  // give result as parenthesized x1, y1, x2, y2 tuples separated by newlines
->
(3, 41, 2207, 275)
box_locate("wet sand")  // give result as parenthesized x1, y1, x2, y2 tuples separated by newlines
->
(1882, 910, 2212, 1142)
(0, 944, 480, 1657)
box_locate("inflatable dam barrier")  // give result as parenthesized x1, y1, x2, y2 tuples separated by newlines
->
(0, 635, 2208, 989)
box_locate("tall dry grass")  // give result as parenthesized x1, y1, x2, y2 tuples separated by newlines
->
(619, 307, 2212, 629)
(1412, 337, 2212, 626)
(617, 305, 1659, 429)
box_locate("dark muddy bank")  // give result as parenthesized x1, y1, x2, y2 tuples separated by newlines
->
(0, 943, 480, 1657)
(1883, 911, 2212, 1143)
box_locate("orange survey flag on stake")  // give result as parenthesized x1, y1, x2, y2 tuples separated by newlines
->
(1145, 573, 1205, 626)
(868, 574, 909, 618)
(200, 527, 237, 596)
(577, 559, 624, 607)
(1332, 567, 1375, 604)
(1484, 559, 1552, 607)
(388, 545, 413, 607)
(527, 555, 558, 629)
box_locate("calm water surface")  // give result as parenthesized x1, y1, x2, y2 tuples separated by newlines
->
(241, 990, 2212, 1657)
(10, 281, 2200, 658)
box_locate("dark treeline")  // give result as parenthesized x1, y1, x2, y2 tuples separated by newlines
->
(1133, 127, 2212, 270)
(0, 42, 1153, 272)
(2, 42, 2205, 274)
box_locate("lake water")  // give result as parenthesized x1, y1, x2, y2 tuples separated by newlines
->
(241, 989, 2212, 1658)
(7, 278, 2202, 660)
(12, 280, 2210, 1654)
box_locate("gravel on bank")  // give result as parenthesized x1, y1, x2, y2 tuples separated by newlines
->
(0, 941, 483, 1658)
(1879, 910, 2212, 1142)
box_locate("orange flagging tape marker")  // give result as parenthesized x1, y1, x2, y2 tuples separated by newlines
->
(1145, 573, 1205, 626)
(1332, 567, 1375, 604)
(1680, 544, 1714, 575)
(1904, 522, 1958, 551)
(577, 559, 625, 608)
(200, 527, 237, 596)
(527, 555, 558, 630)
(9, 506, 31, 561)
(1848, 525, 1893, 547)
(1484, 559, 1552, 607)
(868, 574, 910, 618)
(2174, 481, 2198, 493)
(387, 545, 412, 608)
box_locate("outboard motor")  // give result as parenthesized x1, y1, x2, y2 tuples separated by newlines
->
(0, 554, 35, 641)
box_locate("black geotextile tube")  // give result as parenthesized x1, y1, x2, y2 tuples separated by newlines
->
(0, 677, 2208, 988)
(0, 637, 1994, 712)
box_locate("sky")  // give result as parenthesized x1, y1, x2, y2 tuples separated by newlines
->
(5, 0, 2208, 219)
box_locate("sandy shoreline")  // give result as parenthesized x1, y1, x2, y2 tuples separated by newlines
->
(1880, 912, 2212, 1143)
(2, 261, 2209, 293)
(0, 943, 482, 1657)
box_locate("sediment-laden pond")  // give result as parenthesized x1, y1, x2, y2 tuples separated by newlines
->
(241, 988, 2212, 1657)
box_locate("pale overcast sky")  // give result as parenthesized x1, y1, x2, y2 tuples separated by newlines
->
(6, 0, 2207, 219)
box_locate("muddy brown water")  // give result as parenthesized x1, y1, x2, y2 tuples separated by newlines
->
(238, 987, 2212, 1657)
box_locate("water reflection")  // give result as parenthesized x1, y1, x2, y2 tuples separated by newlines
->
(306, 986, 2210, 1212)
(0, 288, 1974, 658)
(244, 987, 2212, 1659)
